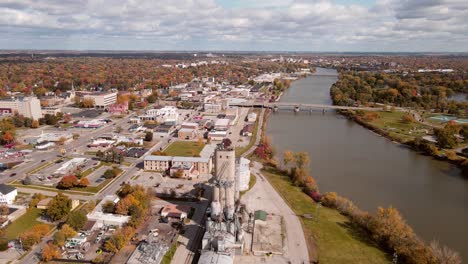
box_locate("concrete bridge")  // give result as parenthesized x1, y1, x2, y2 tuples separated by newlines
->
(230, 101, 385, 111)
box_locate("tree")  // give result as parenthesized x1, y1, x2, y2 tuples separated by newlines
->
(1, 131, 14, 144)
(19, 224, 51, 250)
(81, 98, 95, 108)
(283, 150, 294, 167)
(115, 195, 139, 215)
(197, 137, 204, 146)
(78, 177, 90, 187)
(430, 240, 462, 264)
(0, 205, 8, 215)
(31, 119, 39, 128)
(66, 210, 87, 231)
(103, 169, 117, 179)
(46, 193, 71, 221)
(173, 169, 184, 178)
(102, 201, 115, 214)
(29, 193, 45, 208)
(222, 138, 232, 148)
(60, 224, 77, 239)
(144, 131, 153, 142)
(402, 113, 416, 123)
(293, 152, 310, 184)
(434, 122, 460, 149)
(57, 175, 79, 189)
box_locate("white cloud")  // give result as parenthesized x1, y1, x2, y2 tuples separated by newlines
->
(0, 0, 466, 51)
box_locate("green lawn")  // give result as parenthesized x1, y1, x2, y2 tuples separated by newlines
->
(164, 141, 205, 157)
(3, 208, 52, 241)
(262, 167, 389, 264)
(365, 111, 432, 142)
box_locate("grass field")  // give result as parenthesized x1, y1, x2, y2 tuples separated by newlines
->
(262, 167, 389, 264)
(365, 111, 432, 142)
(164, 141, 205, 157)
(3, 208, 52, 240)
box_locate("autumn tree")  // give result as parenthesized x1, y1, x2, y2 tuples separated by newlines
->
(115, 195, 139, 215)
(283, 150, 294, 168)
(81, 98, 95, 108)
(19, 224, 51, 250)
(57, 175, 79, 189)
(42, 243, 61, 262)
(31, 120, 39, 128)
(173, 169, 184, 178)
(53, 224, 77, 247)
(1, 131, 14, 144)
(293, 152, 310, 185)
(402, 113, 416, 123)
(430, 240, 462, 264)
(0, 205, 9, 216)
(78, 177, 90, 187)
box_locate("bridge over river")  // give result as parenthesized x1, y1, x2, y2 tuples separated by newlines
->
(230, 101, 400, 112)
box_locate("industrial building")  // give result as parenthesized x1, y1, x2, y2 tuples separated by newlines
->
(199, 145, 245, 264)
(236, 158, 250, 192)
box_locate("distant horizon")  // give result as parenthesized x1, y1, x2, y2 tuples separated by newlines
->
(1, 49, 467, 55)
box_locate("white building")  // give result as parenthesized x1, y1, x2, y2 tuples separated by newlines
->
(35, 141, 56, 150)
(140, 106, 179, 124)
(36, 132, 73, 144)
(236, 158, 250, 192)
(247, 112, 257, 122)
(87, 195, 130, 228)
(0, 96, 42, 120)
(84, 92, 117, 109)
(208, 131, 227, 141)
(0, 184, 17, 205)
(214, 119, 230, 131)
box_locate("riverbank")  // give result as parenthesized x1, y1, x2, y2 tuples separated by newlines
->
(265, 68, 468, 259)
(260, 165, 390, 263)
(338, 109, 467, 176)
(252, 109, 390, 262)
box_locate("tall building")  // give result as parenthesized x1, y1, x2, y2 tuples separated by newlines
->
(0, 96, 42, 120)
(212, 146, 237, 220)
(83, 91, 117, 109)
(199, 144, 244, 264)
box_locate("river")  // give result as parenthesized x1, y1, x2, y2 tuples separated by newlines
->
(266, 68, 468, 260)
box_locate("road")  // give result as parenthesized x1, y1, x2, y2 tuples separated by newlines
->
(241, 162, 310, 264)
(242, 108, 265, 158)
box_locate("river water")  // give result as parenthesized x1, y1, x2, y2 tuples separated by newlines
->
(266, 68, 468, 259)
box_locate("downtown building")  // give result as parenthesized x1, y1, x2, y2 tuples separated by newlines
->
(0, 96, 42, 120)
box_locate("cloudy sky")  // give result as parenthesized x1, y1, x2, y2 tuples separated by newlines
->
(0, 0, 467, 52)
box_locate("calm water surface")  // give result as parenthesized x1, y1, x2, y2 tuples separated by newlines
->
(266, 68, 468, 259)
